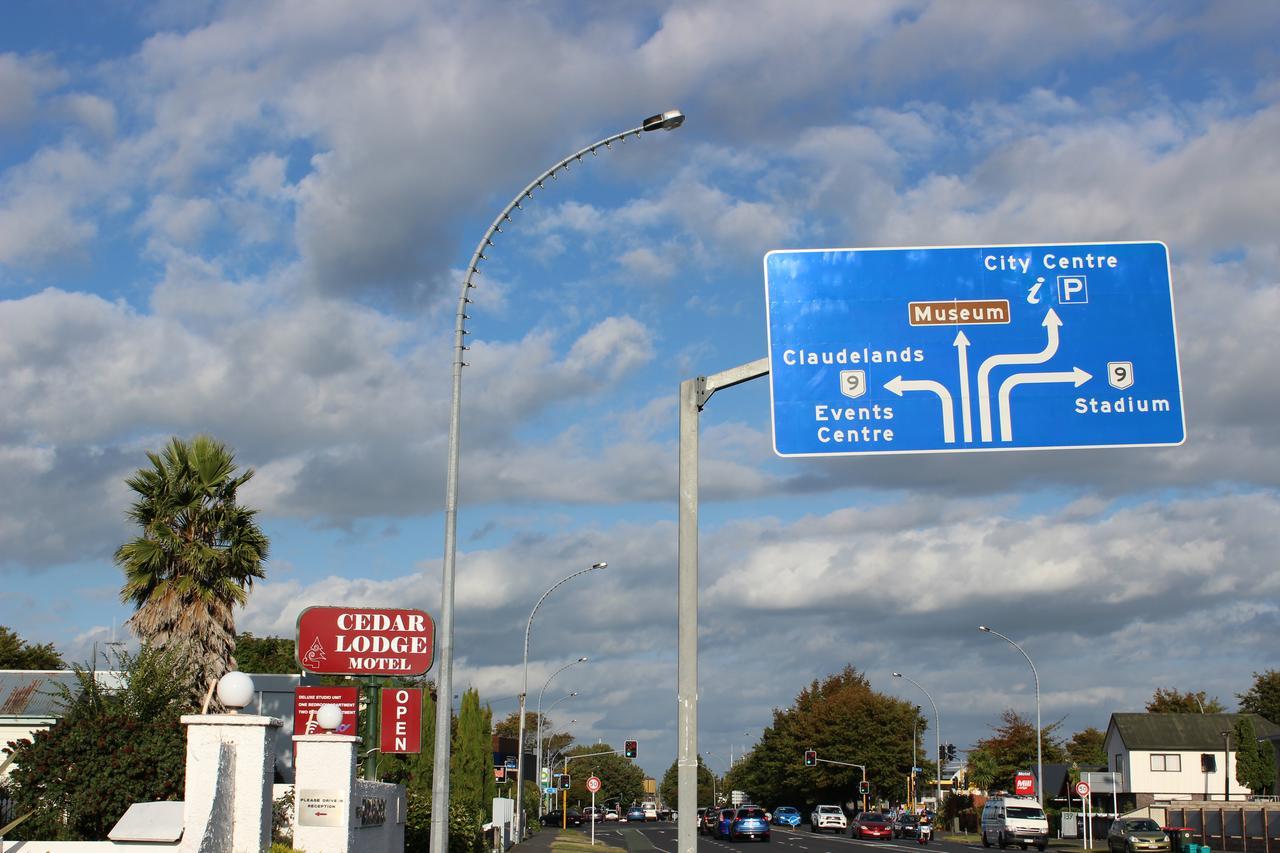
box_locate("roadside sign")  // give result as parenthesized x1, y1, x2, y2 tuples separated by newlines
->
(296, 606, 435, 676)
(587, 776, 601, 793)
(379, 687, 422, 753)
(294, 686, 358, 736)
(1075, 780, 1090, 797)
(763, 242, 1184, 456)
(1015, 771, 1036, 797)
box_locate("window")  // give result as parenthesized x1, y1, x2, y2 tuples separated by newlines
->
(1150, 754, 1182, 772)
(1114, 754, 1124, 773)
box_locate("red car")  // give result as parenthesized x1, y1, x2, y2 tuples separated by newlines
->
(852, 812, 894, 839)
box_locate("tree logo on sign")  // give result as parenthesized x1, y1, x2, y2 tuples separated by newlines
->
(301, 636, 327, 669)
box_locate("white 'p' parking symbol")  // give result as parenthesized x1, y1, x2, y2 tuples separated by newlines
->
(1057, 274, 1089, 303)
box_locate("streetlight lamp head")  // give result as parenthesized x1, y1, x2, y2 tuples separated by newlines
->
(578, 656, 589, 662)
(892, 672, 903, 678)
(978, 625, 991, 632)
(592, 562, 608, 569)
(642, 109, 685, 132)
(569, 692, 578, 697)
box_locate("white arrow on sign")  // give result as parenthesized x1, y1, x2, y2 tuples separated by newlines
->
(954, 330, 973, 442)
(977, 308, 1062, 442)
(885, 375, 956, 444)
(997, 367, 1092, 442)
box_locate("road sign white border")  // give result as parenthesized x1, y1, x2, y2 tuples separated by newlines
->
(762, 240, 1186, 458)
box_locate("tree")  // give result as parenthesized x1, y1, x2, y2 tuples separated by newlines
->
(452, 688, 489, 814)
(1066, 727, 1107, 767)
(659, 755, 716, 808)
(115, 436, 269, 706)
(971, 709, 1065, 792)
(405, 686, 437, 803)
(1145, 687, 1224, 714)
(967, 748, 999, 792)
(0, 626, 64, 669)
(727, 665, 925, 808)
(233, 633, 297, 674)
(1238, 670, 1280, 725)
(5, 646, 191, 840)
(1233, 716, 1272, 794)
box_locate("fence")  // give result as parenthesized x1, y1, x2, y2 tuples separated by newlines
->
(1147, 805, 1279, 853)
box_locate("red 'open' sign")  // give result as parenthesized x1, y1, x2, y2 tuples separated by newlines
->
(296, 606, 435, 676)
(380, 687, 422, 754)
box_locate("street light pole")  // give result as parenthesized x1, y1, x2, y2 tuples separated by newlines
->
(538, 692, 577, 814)
(1221, 730, 1231, 802)
(430, 110, 684, 853)
(978, 626, 1042, 806)
(536, 657, 588, 816)
(894, 672, 943, 809)
(515, 563, 606, 838)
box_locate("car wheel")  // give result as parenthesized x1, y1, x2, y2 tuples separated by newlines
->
(982, 831, 992, 848)
(998, 832, 1008, 849)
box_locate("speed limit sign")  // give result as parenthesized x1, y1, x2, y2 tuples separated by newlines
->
(1075, 780, 1090, 797)
(587, 776, 601, 793)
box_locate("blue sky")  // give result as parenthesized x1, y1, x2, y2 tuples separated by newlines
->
(2, 0, 1278, 778)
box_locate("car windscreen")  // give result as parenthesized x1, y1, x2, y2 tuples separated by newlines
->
(1007, 807, 1045, 819)
(1124, 820, 1161, 832)
(863, 814, 889, 822)
(818, 806, 841, 813)
(739, 809, 767, 819)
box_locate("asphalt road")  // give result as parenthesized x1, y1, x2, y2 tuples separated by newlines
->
(595, 821, 995, 853)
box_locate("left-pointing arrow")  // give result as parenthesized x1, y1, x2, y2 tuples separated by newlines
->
(996, 366, 1091, 442)
(885, 375, 956, 443)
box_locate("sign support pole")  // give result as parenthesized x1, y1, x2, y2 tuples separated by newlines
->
(677, 358, 769, 853)
(591, 788, 596, 846)
(364, 677, 379, 780)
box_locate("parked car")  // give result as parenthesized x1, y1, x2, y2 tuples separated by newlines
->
(851, 812, 893, 839)
(1107, 818, 1171, 853)
(772, 806, 802, 827)
(892, 814, 923, 839)
(810, 804, 847, 833)
(717, 806, 739, 838)
(980, 796, 1049, 851)
(627, 806, 647, 822)
(730, 806, 771, 842)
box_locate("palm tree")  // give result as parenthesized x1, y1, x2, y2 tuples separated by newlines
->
(115, 435, 269, 706)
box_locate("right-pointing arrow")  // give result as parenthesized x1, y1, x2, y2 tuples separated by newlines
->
(977, 307, 1063, 441)
(997, 366, 1092, 442)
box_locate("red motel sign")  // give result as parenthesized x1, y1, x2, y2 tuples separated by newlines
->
(294, 686, 359, 736)
(296, 606, 435, 676)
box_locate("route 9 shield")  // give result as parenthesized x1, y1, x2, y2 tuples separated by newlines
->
(763, 242, 1185, 457)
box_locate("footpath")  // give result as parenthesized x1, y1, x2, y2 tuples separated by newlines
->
(518, 828, 628, 853)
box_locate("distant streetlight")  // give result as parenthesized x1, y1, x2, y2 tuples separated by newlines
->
(536, 657, 589, 817)
(430, 110, 684, 853)
(979, 625, 1042, 806)
(894, 672, 943, 808)
(515, 563, 607, 835)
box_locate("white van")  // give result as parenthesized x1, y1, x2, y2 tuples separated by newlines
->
(980, 796, 1049, 850)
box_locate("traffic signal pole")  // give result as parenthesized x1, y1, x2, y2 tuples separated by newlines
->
(678, 358, 769, 853)
(810, 755, 869, 812)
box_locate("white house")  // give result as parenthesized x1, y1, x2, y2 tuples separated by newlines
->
(1103, 713, 1280, 807)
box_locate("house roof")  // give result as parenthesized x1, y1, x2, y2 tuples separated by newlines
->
(1109, 713, 1280, 750)
(0, 670, 128, 719)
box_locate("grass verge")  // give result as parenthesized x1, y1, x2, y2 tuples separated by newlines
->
(551, 827, 627, 853)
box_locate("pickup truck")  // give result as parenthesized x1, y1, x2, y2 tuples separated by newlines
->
(810, 805, 847, 833)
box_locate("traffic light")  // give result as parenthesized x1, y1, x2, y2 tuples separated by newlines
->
(561, 773, 572, 790)
(939, 744, 947, 763)
(804, 750, 817, 767)
(625, 740, 637, 758)
(858, 780, 869, 795)
(947, 743, 957, 762)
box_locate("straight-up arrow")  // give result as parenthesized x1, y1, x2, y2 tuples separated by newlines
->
(885, 375, 956, 444)
(997, 366, 1092, 441)
(977, 308, 1062, 441)
(954, 330, 972, 442)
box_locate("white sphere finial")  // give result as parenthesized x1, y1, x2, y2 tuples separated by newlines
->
(316, 703, 344, 732)
(217, 670, 255, 711)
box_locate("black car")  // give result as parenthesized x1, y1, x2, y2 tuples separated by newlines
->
(541, 810, 585, 827)
(893, 815, 923, 839)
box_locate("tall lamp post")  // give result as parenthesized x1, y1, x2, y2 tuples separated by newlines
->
(514, 562, 607, 836)
(536, 657, 588, 815)
(430, 110, 685, 853)
(978, 626, 1042, 806)
(894, 672, 943, 808)
(1221, 730, 1231, 802)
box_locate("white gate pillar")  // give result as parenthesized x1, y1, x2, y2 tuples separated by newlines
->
(180, 713, 282, 853)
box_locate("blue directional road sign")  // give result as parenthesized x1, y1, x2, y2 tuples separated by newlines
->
(763, 242, 1185, 457)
